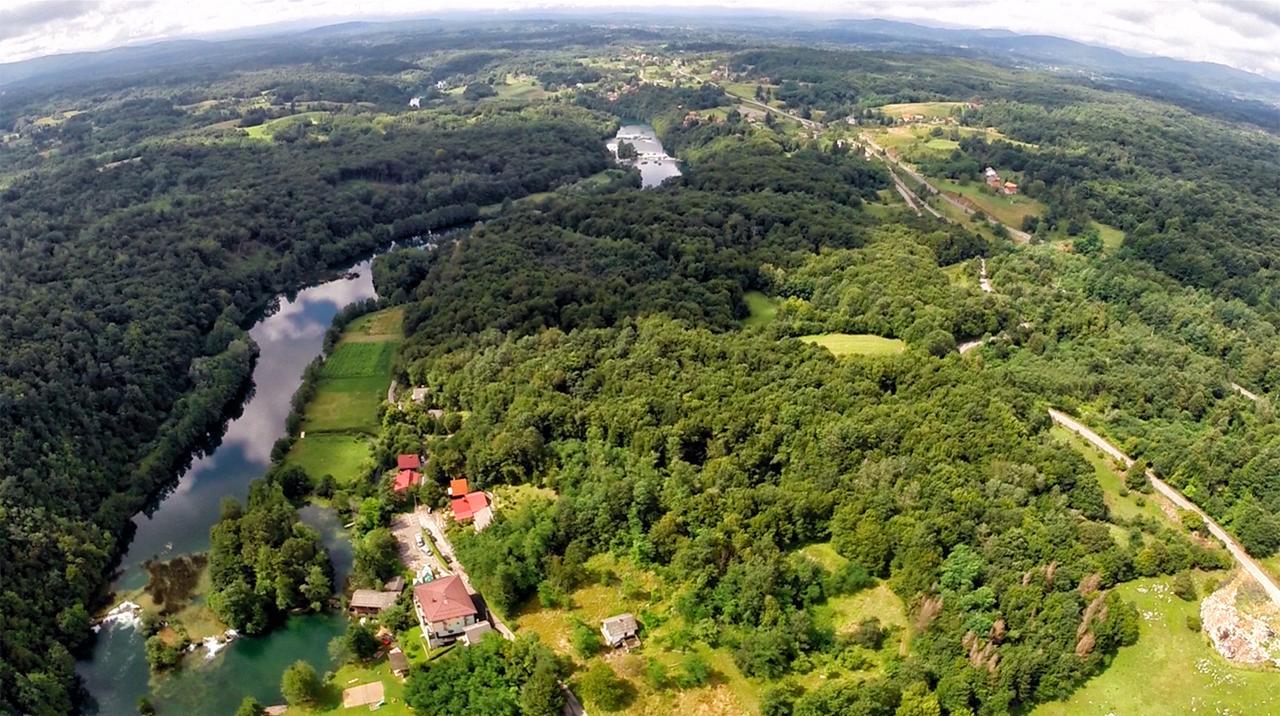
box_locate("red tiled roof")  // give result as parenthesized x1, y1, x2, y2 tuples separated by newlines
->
(448, 478, 469, 496)
(393, 469, 421, 493)
(413, 575, 477, 622)
(451, 491, 489, 521)
(397, 454, 421, 470)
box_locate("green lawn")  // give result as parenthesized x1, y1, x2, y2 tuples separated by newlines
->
(877, 101, 967, 119)
(319, 342, 395, 379)
(798, 333, 906, 357)
(300, 660, 412, 715)
(297, 308, 402, 435)
(1095, 222, 1126, 250)
(1033, 574, 1279, 716)
(342, 307, 404, 342)
(242, 111, 327, 140)
(924, 138, 960, 151)
(301, 377, 388, 434)
(742, 291, 779, 327)
(285, 433, 371, 485)
(935, 177, 1045, 228)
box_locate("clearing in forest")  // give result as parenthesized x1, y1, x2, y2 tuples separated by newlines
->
(513, 554, 763, 715)
(877, 101, 968, 119)
(1032, 574, 1278, 716)
(742, 291, 779, 327)
(799, 333, 906, 357)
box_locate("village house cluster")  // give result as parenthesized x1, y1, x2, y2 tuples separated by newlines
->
(984, 166, 1019, 195)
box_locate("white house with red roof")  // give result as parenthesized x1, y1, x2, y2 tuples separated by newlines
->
(413, 575, 479, 647)
(447, 478, 492, 528)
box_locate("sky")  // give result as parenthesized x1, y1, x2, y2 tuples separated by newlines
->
(1, 0, 1278, 79)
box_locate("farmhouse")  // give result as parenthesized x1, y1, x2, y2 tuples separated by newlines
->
(349, 589, 400, 616)
(984, 167, 1002, 189)
(601, 613, 641, 650)
(413, 575, 480, 647)
(1003, 181, 1019, 195)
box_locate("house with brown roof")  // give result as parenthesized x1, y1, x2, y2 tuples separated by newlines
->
(388, 647, 410, 678)
(349, 589, 399, 616)
(413, 575, 479, 647)
(1002, 181, 1019, 195)
(601, 613, 640, 650)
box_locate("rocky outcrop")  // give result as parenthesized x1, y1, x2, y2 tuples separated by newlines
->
(1201, 575, 1280, 666)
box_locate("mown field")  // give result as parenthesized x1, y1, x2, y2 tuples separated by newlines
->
(877, 101, 967, 119)
(287, 307, 402, 482)
(798, 333, 906, 357)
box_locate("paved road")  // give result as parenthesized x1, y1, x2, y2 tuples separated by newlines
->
(1048, 408, 1280, 607)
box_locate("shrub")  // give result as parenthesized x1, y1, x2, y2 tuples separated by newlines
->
(825, 562, 875, 596)
(644, 658, 670, 689)
(570, 620, 601, 659)
(1186, 615, 1203, 632)
(281, 660, 321, 706)
(577, 662, 632, 711)
(1171, 572, 1197, 602)
(677, 651, 712, 688)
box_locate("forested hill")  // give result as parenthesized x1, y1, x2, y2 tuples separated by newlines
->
(0, 93, 608, 711)
(366, 87, 1231, 714)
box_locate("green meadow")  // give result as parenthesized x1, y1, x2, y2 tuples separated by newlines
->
(799, 333, 906, 357)
(287, 307, 402, 482)
(1033, 575, 1278, 716)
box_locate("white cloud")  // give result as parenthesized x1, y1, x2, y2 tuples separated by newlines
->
(0, 0, 1277, 79)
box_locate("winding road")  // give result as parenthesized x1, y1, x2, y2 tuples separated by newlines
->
(1049, 408, 1280, 608)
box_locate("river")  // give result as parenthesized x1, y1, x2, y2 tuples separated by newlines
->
(77, 259, 377, 715)
(606, 123, 681, 188)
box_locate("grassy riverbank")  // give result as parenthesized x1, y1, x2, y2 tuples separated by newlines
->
(286, 307, 403, 485)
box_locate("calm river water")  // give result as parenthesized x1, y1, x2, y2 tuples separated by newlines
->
(77, 260, 376, 715)
(607, 123, 682, 188)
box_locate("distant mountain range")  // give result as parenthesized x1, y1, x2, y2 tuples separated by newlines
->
(2, 11, 1278, 109)
(811, 18, 1280, 105)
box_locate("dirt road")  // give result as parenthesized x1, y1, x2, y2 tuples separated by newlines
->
(1048, 408, 1280, 607)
